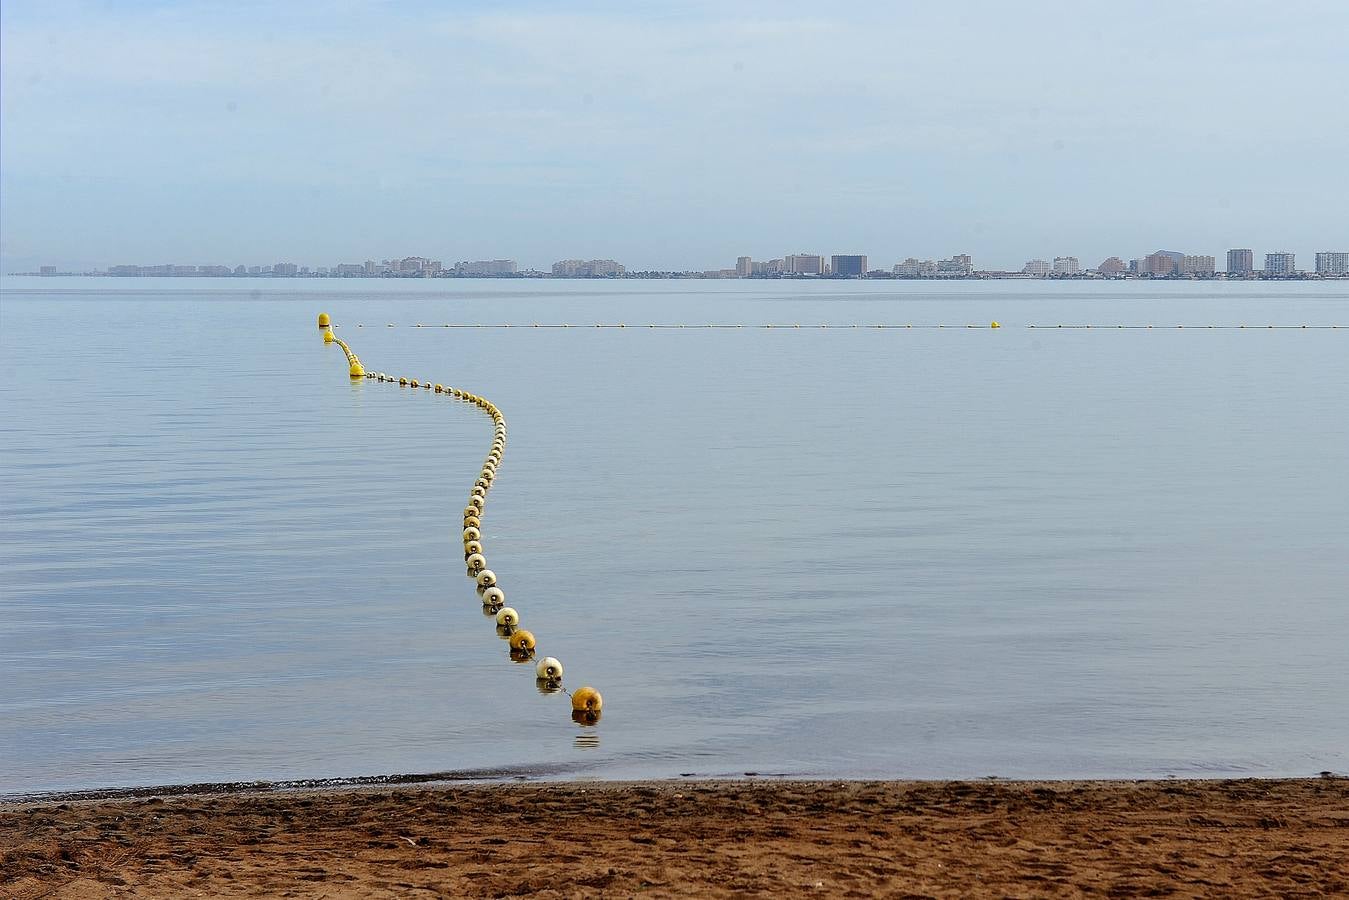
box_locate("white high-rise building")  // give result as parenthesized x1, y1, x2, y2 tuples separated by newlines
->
(1314, 252, 1348, 276)
(736, 256, 753, 277)
(1180, 255, 1216, 275)
(1052, 256, 1080, 275)
(1265, 252, 1296, 275)
(784, 253, 823, 275)
(1023, 259, 1051, 276)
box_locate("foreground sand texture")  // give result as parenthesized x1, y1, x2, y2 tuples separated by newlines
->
(3, 779, 1347, 897)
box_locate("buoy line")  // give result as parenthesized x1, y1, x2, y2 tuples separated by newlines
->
(317, 312, 603, 727)
(327, 322, 1343, 330)
(1025, 324, 1343, 329)
(332, 322, 1003, 329)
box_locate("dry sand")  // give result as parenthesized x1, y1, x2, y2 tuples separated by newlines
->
(3, 777, 1347, 898)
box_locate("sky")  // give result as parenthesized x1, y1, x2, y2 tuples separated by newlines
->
(2, 0, 1346, 273)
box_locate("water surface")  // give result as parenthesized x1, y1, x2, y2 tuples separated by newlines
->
(2, 277, 1346, 794)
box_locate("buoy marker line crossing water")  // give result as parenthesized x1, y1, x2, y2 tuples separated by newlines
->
(317, 313, 603, 727)
(333, 322, 1004, 329)
(327, 322, 1343, 330)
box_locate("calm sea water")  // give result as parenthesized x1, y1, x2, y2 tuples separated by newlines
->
(1, 277, 1346, 795)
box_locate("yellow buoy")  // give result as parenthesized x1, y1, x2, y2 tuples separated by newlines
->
(571, 686, 602, 712)
(464, 540, 483, 556)
(991, 321, 1001, 329)
(317, 312, 330, 328)
(509, 629, 535, 652)
(323, 329, 335, 343)
(349, 361, 364, 378)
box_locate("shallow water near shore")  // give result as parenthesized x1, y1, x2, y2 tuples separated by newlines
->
(2, 277, 1347, 795)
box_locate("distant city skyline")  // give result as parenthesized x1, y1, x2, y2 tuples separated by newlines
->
(3, 1, 1346, 275)
(20, 242, 1349, 279)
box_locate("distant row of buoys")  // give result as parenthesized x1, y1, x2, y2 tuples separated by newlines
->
(317, 312, 602, 726)
(324, 321, 1343, 330)
(328, 322, 1006, 329)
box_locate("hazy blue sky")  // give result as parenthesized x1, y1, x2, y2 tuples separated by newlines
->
(2, 0, 1346, 272)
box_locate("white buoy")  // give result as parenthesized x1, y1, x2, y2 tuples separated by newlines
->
(476, 569, 497, 589)
(535, 657, 563, 680)
(465, 552, 487, 573)
(495, 607, 519, 627)
(481, 586, 505, 606)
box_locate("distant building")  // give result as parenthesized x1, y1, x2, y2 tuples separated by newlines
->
(894, 257, 941, 276)
(199, 265, 232, 276)
(784, 253, 824, 275)
(1180, 255, 1216, 276)
(937, 254, 973, 275)
(1265, 252, 1296, 276)
(274, 262, 299, 276)
(455, 260, 517, 276)
(1023, 259, 1051, 276)
(1139, 251, 1183, 276)
(1227, 248, 1254, 275)
(39, 265, 58, 275)
(736, 256, 753, 277)
(1052, 256, 1080, 275)
(234, 265, 247, 275)
(754, 258, 783, 275)
(334, 263, 365, 276)
(552, 259, 626, 277)
(1097, 257, 1126, 275)
(830, 255, 868, 277)
(1314, 251, 1348, 276)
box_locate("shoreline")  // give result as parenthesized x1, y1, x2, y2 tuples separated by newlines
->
(4, 776, 1346, 897)
(7, 768, 1343, 809)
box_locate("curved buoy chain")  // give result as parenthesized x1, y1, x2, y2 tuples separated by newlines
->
(317, 313, 602, 726)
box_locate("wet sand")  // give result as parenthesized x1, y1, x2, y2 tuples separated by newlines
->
(3, 778, 1346, 897)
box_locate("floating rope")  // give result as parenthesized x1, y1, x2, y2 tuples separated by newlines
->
(317, 313, 603, 726)
(327, 322, 1343, 330)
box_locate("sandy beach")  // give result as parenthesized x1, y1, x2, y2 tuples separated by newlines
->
(2, 777, 1346, 897)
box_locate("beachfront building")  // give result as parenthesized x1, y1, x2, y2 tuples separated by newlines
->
(1264, 252, 1296, 276)
(1314, 252, 1348, 276)
(1180, 255, 1216, 276)
(1052, 256, 1080, 275)
(1133, 251, 1181, 276)
(736, 256, 753, 277)
(1227, 248, 1254, 275)
(937, 254, 973, 275)
(830, 255, 868, 277)
(552, 259, 626, 277)
(1023, 259, 1051, 276)
(455, 260, 517, 275)
(784, 253, 824, 275)
(753, 258, 784, 275)
(1097, 257, 1126, 275)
